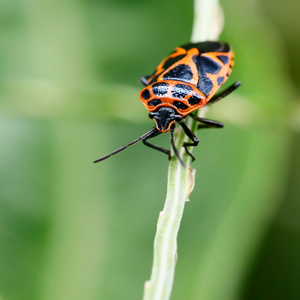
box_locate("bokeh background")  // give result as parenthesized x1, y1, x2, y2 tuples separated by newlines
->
(0, 0, 299, 299)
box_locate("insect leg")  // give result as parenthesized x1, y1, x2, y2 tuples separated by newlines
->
(142, 129, 171, 157)
(140, 76, 151, 86)
(189, 81, 240, 130)
(179, 122, 199, 161)
(189, 114, 224, 129)
(170, 125, 185, 167)
(209, 81, 241, 104)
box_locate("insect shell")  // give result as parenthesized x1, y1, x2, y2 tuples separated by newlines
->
(140, 41, 234, 132)
(94, 41, 239, 165)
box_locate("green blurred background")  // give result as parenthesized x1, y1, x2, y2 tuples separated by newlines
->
(0, 0, 299, 299)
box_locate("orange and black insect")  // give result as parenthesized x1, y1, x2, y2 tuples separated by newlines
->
(94, 41, 240, 165)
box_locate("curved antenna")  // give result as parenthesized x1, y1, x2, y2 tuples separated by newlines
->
(93, 127, 157, 163)
(170, 125, 185, 167)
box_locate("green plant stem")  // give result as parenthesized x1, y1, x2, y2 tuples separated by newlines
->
(143, 0, 222, 299)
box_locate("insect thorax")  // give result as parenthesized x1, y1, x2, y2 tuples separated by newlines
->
(140, 80, 206, 116)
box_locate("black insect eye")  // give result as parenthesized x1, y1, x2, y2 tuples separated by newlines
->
(149, 112, 155, 119)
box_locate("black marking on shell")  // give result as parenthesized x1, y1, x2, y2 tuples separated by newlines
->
(180, 41, 230, 53)
(152, 82, 169, 96)
(142, 89, 151, 100)
(217, 76, 224, 86)
(162, 54, 186, 71)
(217, 55, 229, 64)
(162, 64, 193, 83)
(188, 94, 201, 105)
(193, 55, 223, 97)
(171, 83, 193, 99)
(148, 99, 161, 106)
(173, 101, 189, 110)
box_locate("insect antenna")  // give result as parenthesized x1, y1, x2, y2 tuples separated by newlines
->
(170, 125, 185, 167)
(93, 127, 157, 163)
